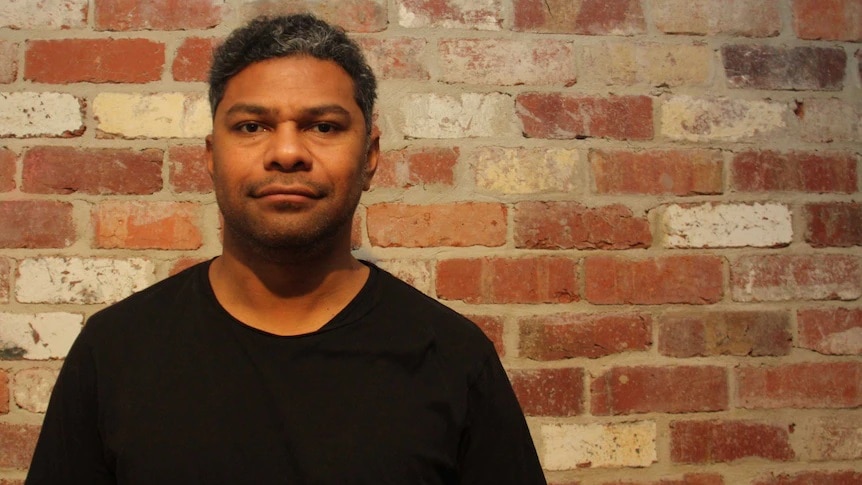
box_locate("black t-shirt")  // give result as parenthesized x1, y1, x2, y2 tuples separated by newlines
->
(26, 261, 546, 484)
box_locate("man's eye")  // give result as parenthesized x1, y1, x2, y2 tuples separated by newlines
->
(313, 123, 337, 134)
(237, 122, 264, 133)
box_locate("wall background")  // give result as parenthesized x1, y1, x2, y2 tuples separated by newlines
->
(0, 0, 860, 483)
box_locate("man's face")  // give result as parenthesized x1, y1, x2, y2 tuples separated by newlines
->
(206, 56, 378, 256)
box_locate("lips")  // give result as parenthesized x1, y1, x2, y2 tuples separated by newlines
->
(251, 183, 324, 199)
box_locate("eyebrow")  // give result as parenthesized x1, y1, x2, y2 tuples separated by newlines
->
(223, 103, 352, 119)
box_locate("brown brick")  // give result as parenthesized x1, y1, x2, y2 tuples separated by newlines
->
(0, 258, 10, 303)
(730, 254, 862, 302)
(0, 423, 40, 468)
(372, 147, 457, 189)
(173, 37, 218, 82)
(509, 367, 583, 416)
(0, 147, 15, 192)
(517, 93, 653, 140)
(519, 313, 651, 360)
(95, 0, 225, 30)
(753, 470, 862, 485)
(0, 201, 75, 248)
(737, 362, 862, 409)
(94, 201, 203, 250)
(723, 45, 845, 90)
(358, 38, 430, 80)
(168, 145, 212, 193)
(793, 0, 862, 41)
(467, 315, 504, 356)
(652, 0, 780, 37)
(436, 257, 578, 304)
(26, 39, 164, 83)
(592, 149, 723, 196)
(514, 201, 651, 250)
(671, 420, 795, 463)
(0, 40, 17, 84)
(243, 0, 387, 33)
(796, 98, 861, 144)
(513, 0, 645, 34)
(798, 307, 862, 355)
(731, 150, 857, 193)
(585, 255, 723, 305)
(367, 203, 506, 248)
(600, 474, 724, 485)
(799, 415, 862, 461)
(0, 370, 8, 414)
(804, 202, 862, 247)
(659, 311, 792, 357)
(591, 366, 728, 415)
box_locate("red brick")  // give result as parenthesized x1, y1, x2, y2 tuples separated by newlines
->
(173, 37, 218, 82)
(517, 93, 653, 140)
(730, 254, 862, 302)
(397, 0, 502, 29)
(509, 367, 583, 416)
(94, 201, 203, 250)
(358, 38, 430, 80)
(438, 38, 576, 86)
(585, 255, 723, 305)
(0, 201, 75, 248)
(591, 149, 723, 196)
(731, 150, 857, 193)
(753, 470, 862, 485)
(513, 0, 645, 34)
(805, 202, 862, 247)
(659, 311, 792, 357)
(0, 423, 40, 468)
(671, 420, 795, 463)
(0, 258, 10, 303)
(168, 145, 212, 193)
(737, 362, 862, 409)
(723, 45, 846, 91)
(26, 39, 164, 83)
(467, 315, 504, 356)
(23, 146, 163, 195)
(0, 40, 17, 83)
(244, 0, 387, 33)
(95, 0, 224, 30)
(793, 0, 862, 41)
(514, 202, 650, 250)
(367, 203, 506, 248)
(592, 366, 728, 415)
(0, 147, 15, 192)
(436, 257, 578, 304)
(601, 473, 724, 485)
(0, 370, 8, 414)
(798, 307, 862, 355)
(519, 313, 651, 360)
(372, 147, 457, 189)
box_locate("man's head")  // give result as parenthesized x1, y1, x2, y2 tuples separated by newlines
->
(208, 14, 377, 136)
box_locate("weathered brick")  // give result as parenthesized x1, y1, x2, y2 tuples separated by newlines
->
(581, 42, 711, 87)
(796, 98, 862, 143)
(23, 146, 163, 195)
(397, 0, 502, 30)
(0, 312, 82, 360)
(173, 37, 218, 82)
(805, 202, 862, 247)
(357, 38, 430, 80)
(0, 370, 7, 414)
(401, 93, 513, 139)
(651, 0, 780, 36)
(0, 92, 84, 138)
(16, 257, 154, 304)
(857, 49, 862, 84)
(520, 313, 651, 360)
(243, 0, 387, 33)
(95, 0, 225, 30)
(436, 257, 578, 304)
(509, 367, 583, 416)
(168, 145, 212, 193)
(0, 201, 75, 248)
(0, 147, 15, 192)
(373, 147, 457, 189)
(0, 424, 40, 469)
(600, 474, 724, 485)
(439, 39, 576, 86)
(661, 95, 788, 142)
(518, 93, 653, 140)
(659, 311, 792, 358)
(93, 92, 210, 139)
(793, 0, 862, 41)
(671, 420, 794, 463)
(13, 368, 58, 413)
(26, 39, 165, 83)
(731, 150, 858, 193)
(466, 315, 504, 356)
(754, 470, 862, 485)
(592, 366, 728, 415)
(660, 202, 792, 248)
(0, 258, 9, 304)
(367, 203, 505, 248)
(797, 414, 862, 461)
(471, 147, 578, 195)
(513, 0, 645, 34)
(0, 41, 17, 83)
(585, 255, 723, 305)
(0, 0, 87, 29)
(591, 149, 723, 195)
(374, 259, 433, 296)
(541, 421, 656, 470)
(731, 254, 862, 302)
(515, 201, 651, 250)
(723, 45, 846, 91)
(737, 362, 862, 409)
(94, 201, 203, 250)
(798, 307, 862, 355)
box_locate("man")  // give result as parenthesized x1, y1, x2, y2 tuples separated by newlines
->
(27, 14, 546, 484)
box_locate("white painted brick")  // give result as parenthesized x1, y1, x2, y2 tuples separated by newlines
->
(661, 95, 787, 142)
(375, 259, 433, 295)
(472, 147, 578, 194)
(16, 257, 155, 304)
(0, 92, 83, 137)
(94, 93, 211, 139)
(401, 93, 513, 139)
(14, 368, 59, 413)
(541, 421, 656, 470)
(397, 0, 501, 30)
(661, 202, 792, 248)
(0, 0, 88, 29)
(0, 312, 82, 360)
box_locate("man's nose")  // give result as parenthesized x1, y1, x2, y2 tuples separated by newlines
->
(263, 125, 311, 172)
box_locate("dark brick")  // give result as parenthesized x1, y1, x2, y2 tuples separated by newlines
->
(723, 45, 846, 90)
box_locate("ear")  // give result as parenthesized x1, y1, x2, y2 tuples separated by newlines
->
(205, 134, 215, 180)
(362, 134, 380, 191)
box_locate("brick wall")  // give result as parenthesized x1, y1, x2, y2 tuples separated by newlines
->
(1, 0, 860, 483)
